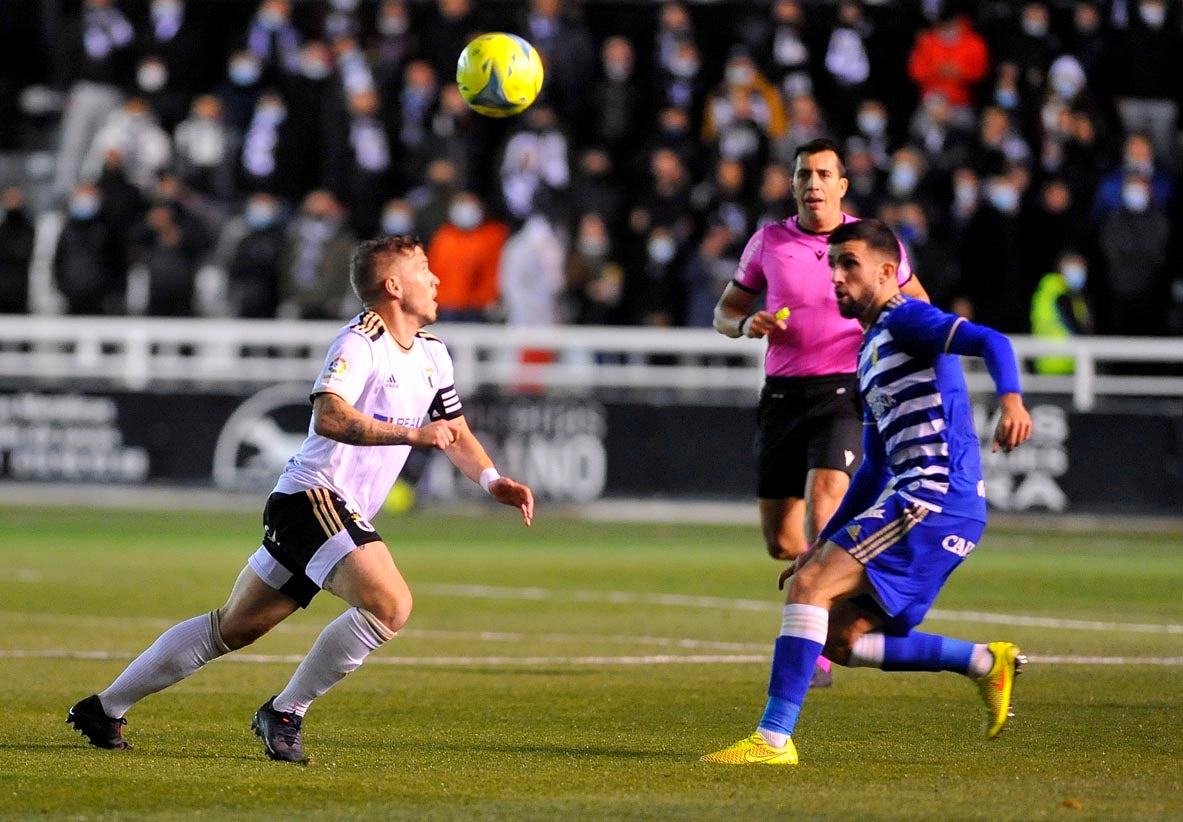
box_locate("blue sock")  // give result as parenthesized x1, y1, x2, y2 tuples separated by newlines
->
(758, 606, 827, 737)
(883, 631, 974, 674)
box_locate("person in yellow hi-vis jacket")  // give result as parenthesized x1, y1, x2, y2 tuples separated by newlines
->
(1030, 250, 1094, 375)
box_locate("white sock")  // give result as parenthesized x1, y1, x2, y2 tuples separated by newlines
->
(98, 611, 230, 718)
(847, 632, 886, 668)
(758, 728, 790, 748)
(272, 608, 394, 717)
(968, 644, 994, 678)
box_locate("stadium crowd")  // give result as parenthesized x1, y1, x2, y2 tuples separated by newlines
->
(0, 0, 1181, 344)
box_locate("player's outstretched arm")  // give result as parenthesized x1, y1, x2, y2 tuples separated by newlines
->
(442, 415, 534, 526)
(944, 318, 1033, 453)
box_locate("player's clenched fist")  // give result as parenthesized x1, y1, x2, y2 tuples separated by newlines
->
(410, 419, 462, 450)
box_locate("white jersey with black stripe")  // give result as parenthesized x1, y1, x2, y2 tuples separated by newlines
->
(273, 311, 464, 521)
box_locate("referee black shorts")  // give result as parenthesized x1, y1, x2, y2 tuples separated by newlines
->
(247, 489, 384, 608)
(754, 374, 864, 500)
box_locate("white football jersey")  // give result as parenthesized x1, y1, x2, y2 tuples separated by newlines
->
(273, 311, 463, 521)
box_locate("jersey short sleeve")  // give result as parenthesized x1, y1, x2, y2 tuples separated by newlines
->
(883, 299, 961, 356)
(310, 329, 374, 406)
(732, 226, 767, 293)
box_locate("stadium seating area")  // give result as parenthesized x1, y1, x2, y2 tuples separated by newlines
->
(0, 0, 1180, 337)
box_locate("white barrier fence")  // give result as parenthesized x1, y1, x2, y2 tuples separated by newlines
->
(2, 315, 1183, 411)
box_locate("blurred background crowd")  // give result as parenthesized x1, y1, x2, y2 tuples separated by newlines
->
(0, 0, 1181, 348)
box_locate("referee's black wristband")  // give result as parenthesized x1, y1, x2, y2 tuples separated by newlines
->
(738, 313, 755, 337)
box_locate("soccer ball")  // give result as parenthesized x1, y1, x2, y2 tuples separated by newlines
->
(456, 33, 544, 118)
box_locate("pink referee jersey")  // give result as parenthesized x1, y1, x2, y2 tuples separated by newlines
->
(733, 213, 913, 378)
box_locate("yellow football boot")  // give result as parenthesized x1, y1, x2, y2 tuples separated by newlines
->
(975, 641, 1027, 740)
(701, 732, 799, 765)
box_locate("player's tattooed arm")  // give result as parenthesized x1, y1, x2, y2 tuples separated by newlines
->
(312, 393, 460, 449)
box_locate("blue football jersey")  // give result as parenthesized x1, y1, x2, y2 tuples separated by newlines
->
(858, 296, 987, 521)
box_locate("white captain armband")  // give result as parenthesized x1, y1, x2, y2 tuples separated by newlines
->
(479, 467, 501, 494)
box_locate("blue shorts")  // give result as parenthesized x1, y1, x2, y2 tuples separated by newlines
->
(827, 493, 985, 635)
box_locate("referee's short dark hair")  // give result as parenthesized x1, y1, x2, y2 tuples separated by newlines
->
(828, 219, 901, 266)
(350, 234, 423, 305)
(793, 137, 846, 176)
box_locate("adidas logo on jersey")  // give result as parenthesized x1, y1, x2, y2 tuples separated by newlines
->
(383, 374, 398, 388)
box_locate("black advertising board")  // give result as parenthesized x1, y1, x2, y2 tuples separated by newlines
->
(0, 388, 1179, 515)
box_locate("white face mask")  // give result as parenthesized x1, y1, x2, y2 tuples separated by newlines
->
(449, 202, 483, 230)
(1062, 262, 1087, 290)
(379, 15, 409, 36)
(578, 235, 609, 257)
(1122, 183, 1150, 212)
(138, 63, 168, 92)
(987, 184, 1019, 213)
(890, 164, 919, 194)
(1140, 3, 1166, 28)
(725, 65, 755, 86)
(857, 110, 886, 136)
(647, 236, 677, 264)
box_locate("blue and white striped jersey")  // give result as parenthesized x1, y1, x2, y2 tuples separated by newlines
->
(858, 295, 987, 521)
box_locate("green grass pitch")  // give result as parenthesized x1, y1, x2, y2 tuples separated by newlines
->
(1, 505, 1181, 821)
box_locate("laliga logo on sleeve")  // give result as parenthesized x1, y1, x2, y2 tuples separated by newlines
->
(324, 356, 348, 381)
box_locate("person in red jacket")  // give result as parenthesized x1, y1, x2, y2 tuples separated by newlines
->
(907, 10, 989, 126)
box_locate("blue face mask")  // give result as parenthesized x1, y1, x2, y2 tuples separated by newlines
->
(382, 211, 414, 235)
(229, 60, 260, 86)
(988, 185, 1019, 213)
(995, 88, 1018, 109)
(890, 165, 919, 194)
(244, 203, 277, 229)
(69, 196, 100, 220)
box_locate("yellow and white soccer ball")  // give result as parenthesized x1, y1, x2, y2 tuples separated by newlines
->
(456, 32, 544, 118)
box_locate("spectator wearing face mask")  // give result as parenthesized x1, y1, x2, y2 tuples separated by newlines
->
(370, 0, 417, 89)
(994, 2, 1061, 104)
(51, 0, 137, 202)
(239, 91, 306, 202)
(379, 198, 416, 238)
(1108, 0, 1183, 167)
(427, 192, 508, 322)
(564, 212, 624, 325)
(499, 212, 566, 327)
(278, 190, 358, 319)
(499, 105, 570, 220)
(242, 0, 302, 83)
(853, 99, 892, 171)
(327, 88, 396, 239)
(1030, 250, 1094, 374)
(956, 168, 1032, 332)
(1092, 132, 1176, 224)
(174, 94, 239, 201)
(82, 98, 173, 195)
(1098, 170, 1171, 335)
(906, 9, 989, 128)
(214, 193, 287, 318)
(140, 0, 211, 101)
(632, 226, 684, 327)
(53, 183, 125, 315)
(703, 48, 788, 148)
(817, 0, 875, 137)
(218, 50, 266, 132)
(590, 36, 642, 168)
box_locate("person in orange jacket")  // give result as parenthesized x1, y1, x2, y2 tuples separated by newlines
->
(426, 191, 509, 322)
(907, 9, 989, 121)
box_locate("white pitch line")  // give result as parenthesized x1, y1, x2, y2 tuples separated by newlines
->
(419, 584, 1183, 634)
(3, 648, 1183, 666)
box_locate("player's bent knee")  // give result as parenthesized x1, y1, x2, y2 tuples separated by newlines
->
(359, 590, 412, 635)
